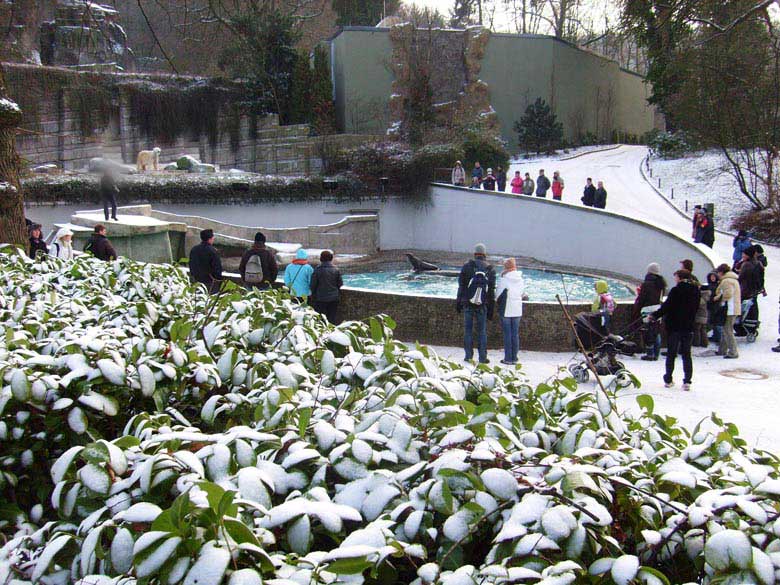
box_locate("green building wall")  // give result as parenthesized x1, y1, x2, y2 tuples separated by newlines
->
(330, 27, 657, 150)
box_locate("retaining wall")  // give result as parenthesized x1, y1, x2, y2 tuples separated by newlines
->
(338, 288, 634, 352)
(377, 185, 719, 285)
(117, 204, 379, 256)
(4, 63, 376, 173)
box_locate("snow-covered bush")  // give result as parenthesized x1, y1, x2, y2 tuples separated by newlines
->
(649, 131, 693, 159)
(2, 245, 780, 585)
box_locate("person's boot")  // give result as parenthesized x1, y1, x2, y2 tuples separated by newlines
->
(772, 343, 780, 353)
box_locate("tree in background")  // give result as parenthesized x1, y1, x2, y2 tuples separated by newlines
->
(311, 46, 336, 134)
(217, 7, 300, 122)
(450, 0, 482, 26)
(514, 97, 563, 154)
(0, 67, 26, 248)
(288, 52, 312, 125)
(332, 0, 400, 26)
(623, 0, 780, 213)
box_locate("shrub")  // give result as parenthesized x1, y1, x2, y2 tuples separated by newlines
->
(462, 134, 510, 173)
(648, 130, 693, 158)
(22, 173, 367, 206)
(2, 246, 780, 585)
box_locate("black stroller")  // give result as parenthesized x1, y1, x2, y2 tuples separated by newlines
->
(568, 312, 637, 384)
(734, 297, 760, 343)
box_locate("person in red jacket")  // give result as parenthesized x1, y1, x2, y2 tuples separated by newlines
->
(551, 171, 564, 201)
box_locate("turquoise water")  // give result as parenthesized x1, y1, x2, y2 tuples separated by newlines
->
(342, 268, 634, 302)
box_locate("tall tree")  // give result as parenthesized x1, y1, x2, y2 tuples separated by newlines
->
(0, 67, 26, 249)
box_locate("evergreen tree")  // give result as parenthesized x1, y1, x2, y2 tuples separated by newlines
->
(332, 0, 400, 26)
(288, 53, 312, 125)
(514, 98, 563, 154)
(311, 46, 336, 134)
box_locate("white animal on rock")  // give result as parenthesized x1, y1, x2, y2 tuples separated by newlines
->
(136, 147, 161, 172)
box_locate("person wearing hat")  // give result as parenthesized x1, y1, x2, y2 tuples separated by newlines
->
(482, 168, 497, 191)
(634, 262, 667, 361)
(456, 243, 496, 364)
(50, 226, 75, 260)
(732, 230, 752, 268)
(28, 223, 48, 259)
(451, 161, 466, 186)
(284, 249, 314, 302)
(239, 231, 278, 290)
(189, 228, 222, 294)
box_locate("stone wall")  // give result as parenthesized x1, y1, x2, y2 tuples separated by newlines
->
(338, 288, 634, 352)
(5, 63, 374, 173)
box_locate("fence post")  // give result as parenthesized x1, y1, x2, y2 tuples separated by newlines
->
(658, 178, 661, 189)
(671, 188, 674, 199)
(685, 200, 688, 212)
(649, 168, 653, 177)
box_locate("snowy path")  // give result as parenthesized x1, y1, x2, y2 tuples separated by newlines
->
(441, 146, 780, 450)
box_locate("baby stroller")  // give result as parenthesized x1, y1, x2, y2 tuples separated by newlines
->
(734, 297, 760, 342)
(568, 335, 633, 386)
(568, 312, 636, 385)
(573, 312, 638, 355)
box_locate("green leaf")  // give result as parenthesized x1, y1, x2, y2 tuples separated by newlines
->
(298, 407, 311, 439)
(441, 480, 454, 514)
(199, 481, 226, 512)
(438, 469, 485, 491)
(217, 490, 237, 518)
(637, 394, 655, 414)
(152, 509, 177, 533)
(638, 567, 671, 585)
(369, 317, 383, 342)
(326, 555, 374, 575)
(223, 518, 260, 547)
(113, 436, 141, 449)
(81, 442, 110, 464)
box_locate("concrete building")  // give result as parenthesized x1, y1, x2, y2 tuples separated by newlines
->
(329, 27, 658, 149)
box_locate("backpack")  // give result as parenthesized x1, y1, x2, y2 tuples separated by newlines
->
(466, 261, 489, 306)
(244, 253, 264, 284)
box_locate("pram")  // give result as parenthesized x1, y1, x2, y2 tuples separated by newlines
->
(568, 312, 638, 384)
(734, 297, 760, 342)
(573, 312, 638, 355)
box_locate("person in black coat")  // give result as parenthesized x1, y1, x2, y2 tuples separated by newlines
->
(311, 250, 343, 324)
(238, 231, 278, 290)
(496, 166, 507, 192)
(593, 181, 607, 209)
(633, 262, 667, 360)
(189, 229, 222, 294)
(581, 178, 596, 207)
(85, 224, 118, 262)
(99, 168, 119, 222)
(28, 223, 48, 259)
(650, 269, 701, 390)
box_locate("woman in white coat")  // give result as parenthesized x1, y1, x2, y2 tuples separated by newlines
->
(50, 227, 75, 260)
(496, 257, 525, 364)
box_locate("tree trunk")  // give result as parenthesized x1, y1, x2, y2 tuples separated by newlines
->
(0, 66, 27, 250)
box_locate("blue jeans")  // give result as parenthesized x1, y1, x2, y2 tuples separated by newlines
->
(645, 333, 661, 358)
(464, 305, 488, 362)
(501, 316, 521, 363)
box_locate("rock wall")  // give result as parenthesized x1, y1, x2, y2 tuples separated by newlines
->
(4, 63, 371, 174)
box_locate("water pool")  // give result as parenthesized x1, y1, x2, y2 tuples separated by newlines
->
(342, 268, 634, 302)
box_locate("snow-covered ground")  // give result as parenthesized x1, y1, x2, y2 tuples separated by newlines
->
(481, 145, 780, 451)
(648, 150, 753, 228)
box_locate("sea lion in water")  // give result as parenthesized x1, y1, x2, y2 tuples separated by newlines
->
(406, 253, 440, 272)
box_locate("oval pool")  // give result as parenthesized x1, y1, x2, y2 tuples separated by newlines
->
(342, 268, 634, 302)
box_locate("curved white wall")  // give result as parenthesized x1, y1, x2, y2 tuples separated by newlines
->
(379, 185, 721, 283)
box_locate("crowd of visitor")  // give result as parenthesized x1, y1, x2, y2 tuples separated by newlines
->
(187, 229, 344, 325)
(453, 161, 608, 209)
